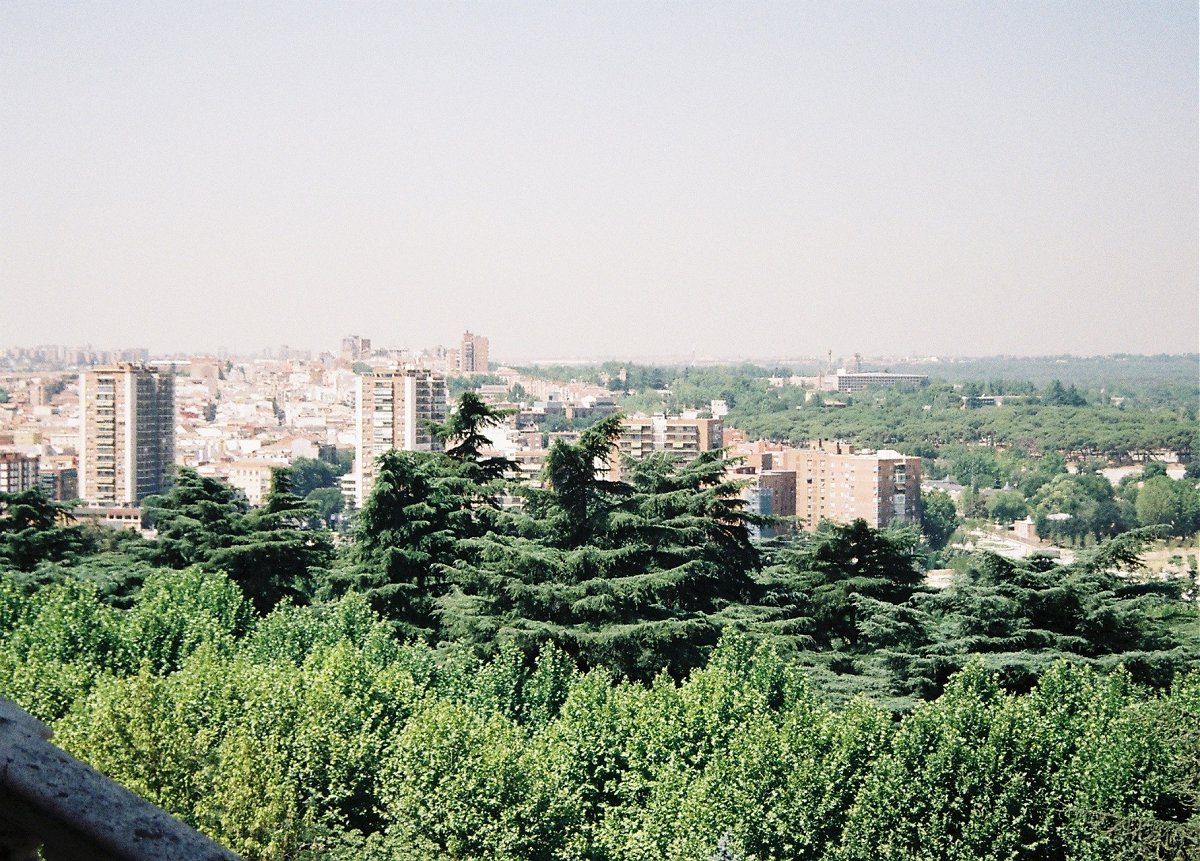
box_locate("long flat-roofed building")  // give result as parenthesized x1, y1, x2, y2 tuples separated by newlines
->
(830, 371, 927, 392)
(77, 364, 175, 506)
(355, 367, 447, 507)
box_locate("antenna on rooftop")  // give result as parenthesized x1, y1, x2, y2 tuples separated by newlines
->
(854, 352, 863, 373)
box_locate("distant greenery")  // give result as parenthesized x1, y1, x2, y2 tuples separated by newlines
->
(285, 456, 350, 528)
(517, 359, 1198, 459)
(881, 353, 1199, 394)
(446, 374, 507, 396)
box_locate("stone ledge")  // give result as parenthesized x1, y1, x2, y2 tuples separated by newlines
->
(0, 696, 240, 861)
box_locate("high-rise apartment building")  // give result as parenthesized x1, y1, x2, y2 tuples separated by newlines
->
(78, 364, 175, 506)
(340, 334, 372, 363)
(458, 331, 489, 374)
(355, 368, 448, 507)
(780, 440, 920, 529)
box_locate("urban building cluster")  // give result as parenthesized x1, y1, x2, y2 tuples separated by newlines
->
(1, 332, 924, 536)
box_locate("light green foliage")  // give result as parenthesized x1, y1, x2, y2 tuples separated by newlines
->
(52, 601, 430, 860)
(1136, 475, 1200, 537)
(0, 565, 1194, 861)
(921, 490, 959, 549)
(123, 567, 252, 673)
(375, 701, 567, 860)
(986, 489, 1029, 524)
(1062, 672, 1200, 861)
(0, 580, 126, 721)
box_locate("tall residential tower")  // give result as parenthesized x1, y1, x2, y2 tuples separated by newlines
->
(354, 367, 448, 507)
(457, 331, 489, 374)
(78, 364, 175, 506)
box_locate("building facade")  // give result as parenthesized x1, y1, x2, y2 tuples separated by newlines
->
(225, 460, 278, 508)
(829, 371, 928, 392)
(613, 416, 723, 476)
(78, 364, 175, 506)
(37, 466, 78, 502)
(355, 368, 447, 507)
(0, 452, 39, 494)
(742, 469, 798, 539)
(781, 440, 921, 530)
(457, 331, 489, 375)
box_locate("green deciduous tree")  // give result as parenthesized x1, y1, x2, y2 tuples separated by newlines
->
(1136, 475, 1200, 537)
(921, 490, 959, 549)
(986, 489, 1028, 524)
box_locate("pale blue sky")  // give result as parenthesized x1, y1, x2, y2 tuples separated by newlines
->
(2, 2, 1196, 359)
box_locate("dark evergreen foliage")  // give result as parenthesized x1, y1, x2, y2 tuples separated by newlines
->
(440, 418, 766, 679)
(0, 489, 93, 572)
(323, 450, 468, 638)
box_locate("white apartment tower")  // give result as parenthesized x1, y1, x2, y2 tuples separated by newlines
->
(355, 368, 448, 507)
(78, 364, 175, 506)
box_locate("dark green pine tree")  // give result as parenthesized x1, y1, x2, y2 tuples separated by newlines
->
(434, 391, 516, 484)
(856, 527, 1199, 699)
(325, 450, 470, 639)
(140, 468, 248, 569)
(441, 417, 766, 679)
(0, 488, 93, 572)
(207, 469, 334, 613)
(757, 519, 926, 652)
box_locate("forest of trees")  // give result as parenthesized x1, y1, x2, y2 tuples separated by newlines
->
(515, 358, 1198, 461)
(1, 389, 1198, 859)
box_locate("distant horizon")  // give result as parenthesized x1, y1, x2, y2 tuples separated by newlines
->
(4, 338, 1198, 367)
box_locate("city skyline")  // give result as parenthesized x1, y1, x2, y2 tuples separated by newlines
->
(1, 334, 1198, 367)
(3, 3, 1197, 358)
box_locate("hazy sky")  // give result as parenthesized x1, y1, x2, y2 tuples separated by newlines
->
(2, 2, 1196, 360)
